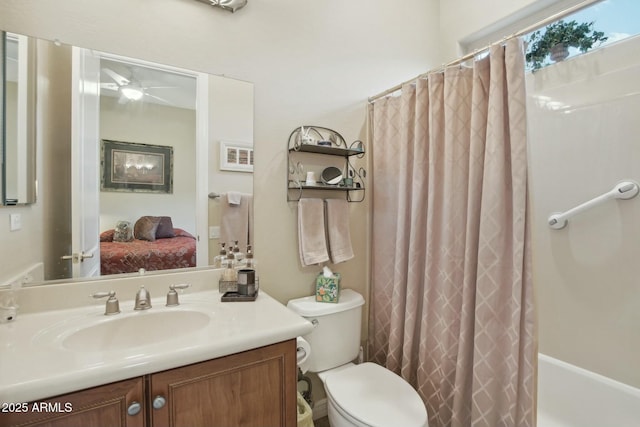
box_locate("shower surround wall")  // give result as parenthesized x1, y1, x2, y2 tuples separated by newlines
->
(527, 35, 640, 388)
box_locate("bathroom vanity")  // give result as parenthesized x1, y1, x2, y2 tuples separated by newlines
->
(0, 271, 313, 427)
(1, 340, 295, 427)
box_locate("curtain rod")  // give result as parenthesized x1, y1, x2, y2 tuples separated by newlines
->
(368, 0, 603, 103)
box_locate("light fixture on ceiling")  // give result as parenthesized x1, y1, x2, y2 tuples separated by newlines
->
(199, 0, 247, 13)
(120, 84, 144, 101)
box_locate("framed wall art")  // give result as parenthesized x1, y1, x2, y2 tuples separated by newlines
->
(101, 139, 173, 193)
(219, 141, 254, 173)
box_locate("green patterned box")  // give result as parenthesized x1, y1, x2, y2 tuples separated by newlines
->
(315, 273, 340, 303)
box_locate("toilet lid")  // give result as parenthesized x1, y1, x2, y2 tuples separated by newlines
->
(324, 362, 428, 427)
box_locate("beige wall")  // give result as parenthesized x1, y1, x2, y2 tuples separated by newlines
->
(99, 97, 197, 234)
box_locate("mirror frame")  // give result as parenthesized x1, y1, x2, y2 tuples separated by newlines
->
(1, 31, 37, 206)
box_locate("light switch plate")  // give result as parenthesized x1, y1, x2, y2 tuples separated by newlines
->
(9, 214, 21, 231)
(209, 226, 220, 239)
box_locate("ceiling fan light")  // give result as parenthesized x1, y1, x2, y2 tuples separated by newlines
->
(120, 86, 144, 101)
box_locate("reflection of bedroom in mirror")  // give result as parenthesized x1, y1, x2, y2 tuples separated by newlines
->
(0, 31, 254, 287)
(97, 56, 199, 276)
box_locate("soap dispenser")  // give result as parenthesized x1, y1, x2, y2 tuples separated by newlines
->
(245, 245, 257, 269)
(244, 245, 258, 293)
(221, 248, 238, 282)
(213, 242, 227, 268)
(232, 240, 245, 264)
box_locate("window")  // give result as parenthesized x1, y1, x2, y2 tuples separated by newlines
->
(524, 0, 640, 70)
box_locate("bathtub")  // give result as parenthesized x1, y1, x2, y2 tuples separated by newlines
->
(537, 353, 640, 427)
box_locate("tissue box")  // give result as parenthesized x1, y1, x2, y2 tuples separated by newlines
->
(316, 273, 340, 303)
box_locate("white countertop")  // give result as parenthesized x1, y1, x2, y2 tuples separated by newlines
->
(0, 289, 313, 403)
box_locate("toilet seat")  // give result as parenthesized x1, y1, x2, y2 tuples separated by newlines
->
(323, 362, 428, 427)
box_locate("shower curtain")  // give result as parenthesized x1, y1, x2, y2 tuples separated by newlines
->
(368, 38, 536, 427)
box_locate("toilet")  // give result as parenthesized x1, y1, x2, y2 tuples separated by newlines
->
(288, 289, 428, 427)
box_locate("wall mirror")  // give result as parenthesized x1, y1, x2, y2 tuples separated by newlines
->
(0, 29, 254, 288)
(1, 31, 37, 206)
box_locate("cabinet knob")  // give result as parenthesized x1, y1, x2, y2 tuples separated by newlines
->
(153, 395, 167, 409)
(127, 401, 142, 416)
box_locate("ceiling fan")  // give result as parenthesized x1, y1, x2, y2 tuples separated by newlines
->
(101, 66, 175, 105)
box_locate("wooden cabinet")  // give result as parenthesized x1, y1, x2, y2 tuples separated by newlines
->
(0, 340, 296, 427)
(150, 340, 296, 427)
(0, 377, 145, 427)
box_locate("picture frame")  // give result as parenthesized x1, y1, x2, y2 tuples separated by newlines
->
(219, 141, 254, 173)
(101, 139, 173, 193)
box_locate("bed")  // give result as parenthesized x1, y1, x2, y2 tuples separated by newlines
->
(100, 227, 197, 275)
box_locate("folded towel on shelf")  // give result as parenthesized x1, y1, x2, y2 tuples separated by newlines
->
(298, 198, 330, 266)
(325, 199, 354, 264)
(220, 193, 253, 246)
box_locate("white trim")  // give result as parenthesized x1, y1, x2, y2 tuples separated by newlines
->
(195, 73, 209, 266)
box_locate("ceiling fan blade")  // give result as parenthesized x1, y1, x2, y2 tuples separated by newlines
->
(144, 85, 179, 90)
(100, 83, 120, 91)
(144, 93, 173, 105)
(102, 67, 130, 86)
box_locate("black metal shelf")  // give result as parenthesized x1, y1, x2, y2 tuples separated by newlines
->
(287, 126, 366, 203)
(288, 182, 363, 191)
(288, 144, 364, 157)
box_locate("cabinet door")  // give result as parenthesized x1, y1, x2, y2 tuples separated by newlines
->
(0, 377, 145, 427)
(149, 340, 297, 427)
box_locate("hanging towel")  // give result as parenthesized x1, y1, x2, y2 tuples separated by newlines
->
(220, 193, 253, 246)
(325, 199, 354, 263)
(227, 191, 242, 205)
(298, 198, 330, 266)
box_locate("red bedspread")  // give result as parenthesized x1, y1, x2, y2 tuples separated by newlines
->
(100, 228, 197, 275)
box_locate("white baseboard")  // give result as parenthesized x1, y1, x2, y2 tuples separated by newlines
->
(312, 397, 328, 420)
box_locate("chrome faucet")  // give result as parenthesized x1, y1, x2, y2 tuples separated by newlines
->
(92, 290, 121, 315)
(134, 285, 151, 310)
(166, 283, 191, 306)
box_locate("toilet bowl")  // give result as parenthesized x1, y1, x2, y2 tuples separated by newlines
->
(320, 362, 428, 427)
(287, 289, 428, 427)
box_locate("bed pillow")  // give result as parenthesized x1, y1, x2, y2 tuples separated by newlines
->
(113, 221, 134, 242)
(134, 216, 160, 242)
(173, 228, 195, 239)
(155, 216, 175, 239)
(100, 229, 115, 242)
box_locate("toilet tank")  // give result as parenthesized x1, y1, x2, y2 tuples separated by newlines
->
(287, 289, 365, 373)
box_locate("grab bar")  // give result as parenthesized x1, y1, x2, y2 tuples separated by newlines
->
(548, 181, 639, 230)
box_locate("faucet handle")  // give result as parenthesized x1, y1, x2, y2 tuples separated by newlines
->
(92, 290, 120, 315)
(166, 284, 191, 307)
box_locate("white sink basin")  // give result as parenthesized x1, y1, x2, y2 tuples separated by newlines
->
(63, 310, 210, 351)
(32, 309, 211, 352)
